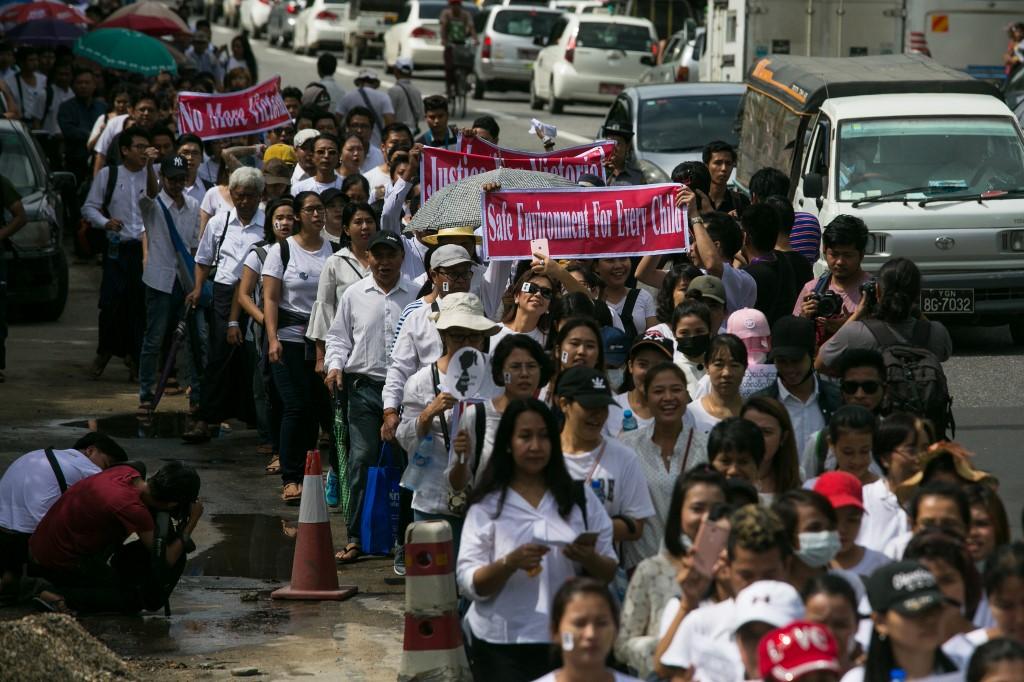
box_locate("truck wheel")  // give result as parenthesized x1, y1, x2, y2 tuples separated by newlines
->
(1010, 317, 1024, 345)
(32, 251, 69, 322)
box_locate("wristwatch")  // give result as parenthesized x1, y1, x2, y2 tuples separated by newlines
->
(691, 216, 705, 225)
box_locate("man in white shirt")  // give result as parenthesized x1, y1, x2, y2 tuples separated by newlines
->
(82, 126, 151, 380)
(753, 316, 841, 455)
(92, 93, 158, 176)
(41, 61, 73, 138)
(363, 123, 414, 203)
(316, 53, 345, 114)
(660, 505, 793, 681)
(0, 432, 127, 593)
(138, 154, 201, 412)
(185, 167, 266, 443)
(184, 29, 224, 87)
(337, 70, 395, 149)
(4, 48, 46, 129)
(388, 57, 424, 136)
(175, 134, 207, 205)
(291, 134, 342, 194)
(325, 231, 417, 557)
(291, 128, 319, 186)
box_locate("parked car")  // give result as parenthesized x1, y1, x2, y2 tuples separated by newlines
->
(599, 82, 744, 181)
(1, 120, 73, 321)
(531, 14, 657, 113)
(239, 0, 273, 38)
(293, 0, 348, 53)
(383, 0, 479, 69)
(640, 24, 702, 84)
(267, 0, 306, 46)
(471, 4, 563, 99)
(339, 0, 403, 66)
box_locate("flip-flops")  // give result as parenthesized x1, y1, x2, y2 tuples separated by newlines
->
(336, 543, 362, 564)
(265, 454, 281, 475)
(281, 482, 302, 505)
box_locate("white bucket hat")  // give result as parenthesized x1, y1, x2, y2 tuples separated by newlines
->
(431, 293, 500, 334)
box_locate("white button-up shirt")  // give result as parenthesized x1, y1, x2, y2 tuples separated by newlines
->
(140, 190, 200, 294)
(777, 376, 826, 459)
(195, 208, 266, 286)
(308, 247, 370, 342)
(324, 274, 417, 378)
(457, 487, 616, 645)
(0, 448, 101, 533)
(383, 298, 443, 411)
(94, 112, 127, 158)
(82, 164, 147, 241)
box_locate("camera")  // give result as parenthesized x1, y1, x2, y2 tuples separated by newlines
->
(860, 278, 878, 306)
(810, 290, 844, 318)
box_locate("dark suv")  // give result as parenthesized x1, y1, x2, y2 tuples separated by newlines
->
(1, 120, 74, 321)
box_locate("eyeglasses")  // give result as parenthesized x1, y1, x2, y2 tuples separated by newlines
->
(521, 282, 554, 300)
(446, 331, 484, 344)
(301, 206, 326, 215)
(438, 268, 472, 282)
(841, 380, 882, 395)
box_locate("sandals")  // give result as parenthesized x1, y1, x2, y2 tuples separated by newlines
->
(32, 595, 73, 615)
(281, 482, 303, 505)
(336, 543, 362, 564)
(264, 454, 281, 475)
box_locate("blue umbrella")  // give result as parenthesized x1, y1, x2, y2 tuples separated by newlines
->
(6, 19, 85, 46)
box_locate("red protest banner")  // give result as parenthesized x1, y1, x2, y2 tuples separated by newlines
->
(457, 135, 615, 160)
(177, 77, 290, 141)
(481, 184, 689, 261)
(421, 147, 608, 201)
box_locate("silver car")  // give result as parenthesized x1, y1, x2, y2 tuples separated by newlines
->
(640, 25, 703, 84)
(471, 5, 564, 99)
(598, 82, 744, 181)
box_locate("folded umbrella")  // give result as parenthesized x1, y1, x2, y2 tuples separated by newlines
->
(5, 19, 85, 46)
(98, 1, 189, 37)
(74, 28, 178, 77)
(0, 0, 89, 26)
(410, 166, 576, 233)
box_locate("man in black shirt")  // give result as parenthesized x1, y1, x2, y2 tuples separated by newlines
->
(740, 203, 797, 325)
(703, 140, 749, 215)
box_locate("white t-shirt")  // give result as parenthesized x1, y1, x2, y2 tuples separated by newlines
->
(533, 673, 642, 682)
(561, 437, 656, 523)
(0, 449, 101, 533)
(661, 598, 744, 681)
(675, 354, 706, 399)
(200, 185, 232, 217)
(686, 397, 723, 437)
(942, 627, 989, 671)
(858, 478, 910, 554)
(363, 165, 393, 201)
(840, 668, 962, 682)
(262, 236, 334, 342)
(845, 547, 892, 577)
(291, 174, 342, 195)
(606, 391, 655, 438)
(490, 324, 546, 350)
(607, 288, 656, 336)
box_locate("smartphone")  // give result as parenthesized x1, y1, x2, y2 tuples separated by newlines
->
(692, 517, 729, 578)
(573, 531, 599, 546)
(531, 238, 550, 259)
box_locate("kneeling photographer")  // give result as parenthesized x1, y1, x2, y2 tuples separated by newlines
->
(794, 215, 874, 344)
(28, 460, 202, 614)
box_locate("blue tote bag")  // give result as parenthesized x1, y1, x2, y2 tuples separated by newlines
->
(360, 444, 402, 555)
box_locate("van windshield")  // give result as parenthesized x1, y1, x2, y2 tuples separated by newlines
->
(836, 117, 1024, 201)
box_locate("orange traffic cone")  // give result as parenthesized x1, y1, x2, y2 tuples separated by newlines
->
(272, 450, 357, 601)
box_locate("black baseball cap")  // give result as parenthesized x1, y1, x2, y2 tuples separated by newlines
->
(866, 561, 949, 615)
(368, 230, 404, 252)
(160, 154, 188, 180)
(768, 315, 815, 361)
(320, 187, 346, 206)
(630, 331, 674, 360)
(555, 366, 616, 409)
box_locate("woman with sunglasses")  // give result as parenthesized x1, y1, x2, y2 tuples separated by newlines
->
(494, 270, 558, 349)
(236, 197, 293, 475)
(263, 191, 336, 504)
(309, 202, 378, 372)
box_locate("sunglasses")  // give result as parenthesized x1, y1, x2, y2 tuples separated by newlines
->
(521, 281, 554, 300)
(841, 380, 882, 395)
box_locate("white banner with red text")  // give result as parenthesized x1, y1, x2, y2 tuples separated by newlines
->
(177, 77, 290, 141)
(481, 184, 689, 261)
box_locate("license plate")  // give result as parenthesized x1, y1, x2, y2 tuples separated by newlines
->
(518, 48, 538, 60)
(599, 83, 624, 95)
(920, 288, 974, 314)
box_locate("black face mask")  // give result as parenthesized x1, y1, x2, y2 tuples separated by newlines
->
(676, 334, 710, 359)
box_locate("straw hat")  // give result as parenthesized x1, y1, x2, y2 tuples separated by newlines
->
(421, 225, 482, 246)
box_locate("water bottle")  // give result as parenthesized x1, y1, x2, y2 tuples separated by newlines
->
(622, 409, 638, 432)
(889, 669, 906, 682)
(107, 230, 120, 260)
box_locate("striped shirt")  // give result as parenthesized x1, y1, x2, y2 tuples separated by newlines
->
(790, 212, 822, 262)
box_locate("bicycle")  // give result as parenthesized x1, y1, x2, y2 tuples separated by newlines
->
(448, 43, 475, 119)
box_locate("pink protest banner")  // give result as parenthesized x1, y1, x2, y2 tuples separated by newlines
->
(421, 146, 609, 201)
(481, 184, 689, 261)
(458, 134, 616, 160)
(177, 77, 290, 141)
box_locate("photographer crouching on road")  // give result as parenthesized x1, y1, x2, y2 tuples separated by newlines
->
(27, 460, 202, 614)
(793, 215, 874, 346)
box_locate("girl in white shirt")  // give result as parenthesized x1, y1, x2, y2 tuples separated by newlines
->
(263, 191, 335, 504)
(457, 399, 617, 682)
(740, 396, 803, 503)
(645, 261, 703, 354)
(493, 270, 558, 351)
(671, 300, 712, 397)
(687, 335, 746, 437)
(856, 413, 920, 553)
(593, 257, 658, 339)
(611, 333, 675, 434)
(545, 317, 605, 402)
(532, 578, 643, 682)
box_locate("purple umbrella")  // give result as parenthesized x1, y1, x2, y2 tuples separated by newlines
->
(6, 18, 85, 46)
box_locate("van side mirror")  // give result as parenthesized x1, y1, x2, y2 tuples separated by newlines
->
(803, 172, 823, 200)
(533, 35, 547, 47)
(640, 55, 654, 66)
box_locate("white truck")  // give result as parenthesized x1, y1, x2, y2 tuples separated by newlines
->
(701, 0, 1020, 83)
(340, 0, 402, 66)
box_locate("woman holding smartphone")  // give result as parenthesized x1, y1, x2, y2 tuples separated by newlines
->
(458, 399, 617, 682)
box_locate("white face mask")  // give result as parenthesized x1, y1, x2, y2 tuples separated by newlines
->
(795, 530, 841, 568)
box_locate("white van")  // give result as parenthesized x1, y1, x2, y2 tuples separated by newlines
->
(740, 54, 1024, 341)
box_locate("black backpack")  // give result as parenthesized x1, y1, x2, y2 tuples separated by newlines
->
(864, 319, 954, 439)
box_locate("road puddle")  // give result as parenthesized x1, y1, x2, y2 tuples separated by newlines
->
(186, 514, 297, 581)
(63, 412, 191, 439)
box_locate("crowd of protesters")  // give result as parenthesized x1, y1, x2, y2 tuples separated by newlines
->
(0, 5, 1022, 681)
